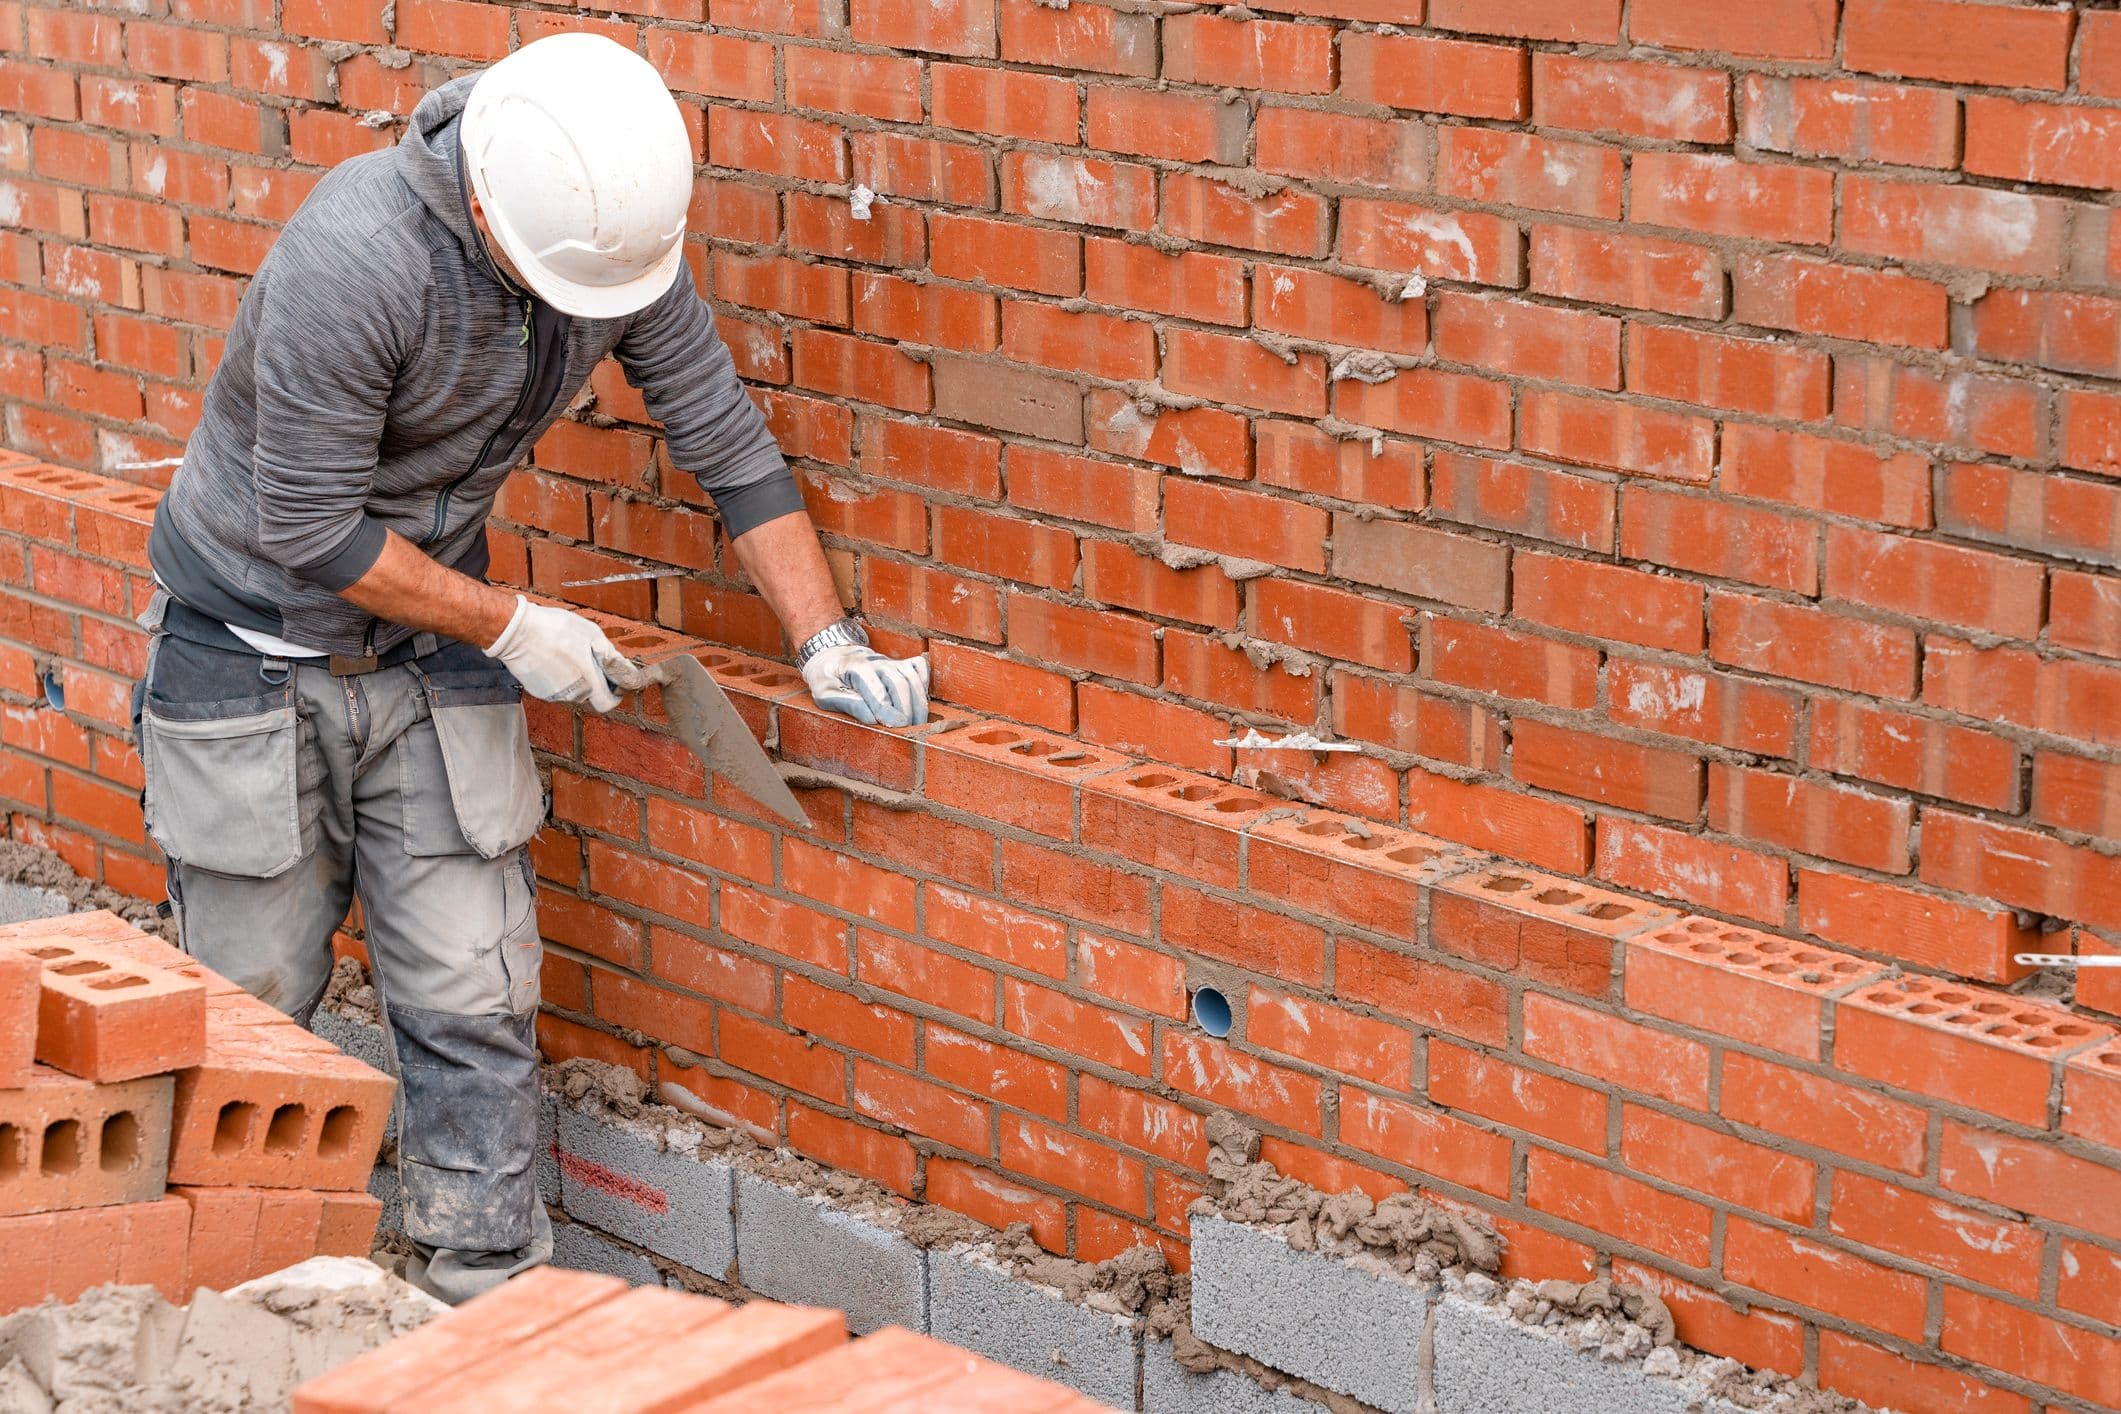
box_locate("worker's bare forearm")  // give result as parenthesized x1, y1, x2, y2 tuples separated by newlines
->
(338, 530, 518, 648)
(730, 509, 847, 650)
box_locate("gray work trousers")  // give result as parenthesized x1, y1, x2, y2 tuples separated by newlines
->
(132, 602, 552, 1305)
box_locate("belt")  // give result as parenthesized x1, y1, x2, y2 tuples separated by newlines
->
(156, 595, 439, 674)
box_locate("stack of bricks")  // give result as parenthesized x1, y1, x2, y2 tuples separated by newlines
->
(293, 1265, 1109, 1412)
(0, 908, 394, 1314)
(0, 455, 2115, 1409)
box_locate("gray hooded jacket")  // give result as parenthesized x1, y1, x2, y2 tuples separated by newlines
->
(150, 74, 800, 657)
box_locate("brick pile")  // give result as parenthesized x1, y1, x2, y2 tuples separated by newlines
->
(0, 906, 394, 1315)
(0, 455, 2117, 1409)
(291, 1264, 1107, 1412)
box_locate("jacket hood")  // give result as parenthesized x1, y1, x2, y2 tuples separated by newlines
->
(397, 74, 485, 261)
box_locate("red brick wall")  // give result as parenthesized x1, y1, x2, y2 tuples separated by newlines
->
(2, 2, 2121, 1406)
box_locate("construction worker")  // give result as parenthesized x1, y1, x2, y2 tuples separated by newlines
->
(132, 33, 927, 1303)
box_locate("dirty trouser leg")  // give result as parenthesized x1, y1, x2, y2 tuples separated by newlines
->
(135, 631, 353, 1028)
(347, 641, 551, 1305)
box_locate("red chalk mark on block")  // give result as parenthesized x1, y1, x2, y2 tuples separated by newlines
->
(552, 1142, 669, 1214)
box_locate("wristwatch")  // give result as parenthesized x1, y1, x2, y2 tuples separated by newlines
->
(796, 616, 870, 669)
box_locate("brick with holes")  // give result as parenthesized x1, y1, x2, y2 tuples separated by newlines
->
(0, 1065, 173, 1216)
(0, 950, 33, 1088)
(167, 1017, 394, 1191)
(1625, 920, 1886, 1061)
(0, 929, 206, 1082)
(1432, 867, 1679, 1000)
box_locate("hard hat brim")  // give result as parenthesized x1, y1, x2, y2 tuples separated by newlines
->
(487, 218, 690, 320)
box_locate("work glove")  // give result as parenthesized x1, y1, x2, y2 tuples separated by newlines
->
(801, 644, 930, 728)
(484, 594, 631, 713)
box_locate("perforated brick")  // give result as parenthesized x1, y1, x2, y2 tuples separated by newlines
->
(167, 1020, 394, 1192)
(1626, 918, 1886, 1060)
(0, 1066, 172, 1216)
(0, 931, 206, 1081)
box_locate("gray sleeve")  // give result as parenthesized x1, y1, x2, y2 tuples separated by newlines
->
(615, 272, 803, 538)
(247, 247, 406, 590)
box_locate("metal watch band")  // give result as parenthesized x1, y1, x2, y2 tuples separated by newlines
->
(795, 616, 869, 669)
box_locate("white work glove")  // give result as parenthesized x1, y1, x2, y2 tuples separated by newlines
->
(484, 595, 631, 713)
(802, 644, 930, 728)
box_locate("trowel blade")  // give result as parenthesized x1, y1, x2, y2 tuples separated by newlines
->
(653, 653, 809, 828)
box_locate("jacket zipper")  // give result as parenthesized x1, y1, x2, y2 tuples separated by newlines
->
(427, 298, 536, 545)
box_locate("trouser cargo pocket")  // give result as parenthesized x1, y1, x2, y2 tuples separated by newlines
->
(401, 640, 546, 860)
(138, 634, 315, 878)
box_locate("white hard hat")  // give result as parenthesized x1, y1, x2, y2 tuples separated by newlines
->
(459, 33, 693, 319)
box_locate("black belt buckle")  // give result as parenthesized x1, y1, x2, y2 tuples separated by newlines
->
(329, 654, 378, 677)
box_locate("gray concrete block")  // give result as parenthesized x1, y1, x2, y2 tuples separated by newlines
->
(555, 1105, 735, 1279)
(536, 1092, 559, 1206)
(1141, 1340, 1325, 1414)
(552, 1219, 663, 1287)
(0, 882, 71, 925)
(368, 1159, 402, 1239)
(1432, 1294, 1749, 1414)
(928, 1245, 1138, 1408)
(733, 1172, 923, 1335)
(1189, 1214, 1429, 1414)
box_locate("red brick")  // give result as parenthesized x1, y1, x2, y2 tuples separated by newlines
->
(1255, 107, 1428, 191)
(1000, 1114, 1146, 1215)
(1523, 992, 1708, 1109)
(1340, 32, 1528, 120)
(1627, 919, 1882, 1061)
(1427, 452, 1608, 552)
(1628, 0, 1838, 58)
(1341, 198, 1520, 286)
(1842, 175, 2069, 279)
(1942, 1286, 2121, 1409)
(168, 1021, 393, 1191)
(1595, 817, 1789, 926)
(1434, 1043, 1605, 1153)
(1163, 172, 1329, 260)
(0, 1068, 173, 1217)
(1432, 292, 1619, 390)
(1922, 809, 2121, 934)
(1253, 579, 1411, 674)
(1533, 54, 1729, 143)
(1725, 1216, 1928, 1343)
(1084, 238, 1246, 327)
(1799, 868, 2036, 986)
(1438, 127, 1621, 221)
(1625, 1104, 1814, 1222)
(850, 0, 994, 57)
(1733, 251, 1948, 351)
(934, 62, 1077, 145)
(1163, 1032, 1325, 1137)
(1163, 13, 1333, 93)
(1812, 697, 2019, 814)
(1838, 974, 2100, 1128)
(1518, 389, 1714, 484)
(1082, 541, 1237, 628)
(1406, 768, 1593, 876)
(3, 930, 205, 1080)
(1710, 764, 1912, 875)
(1830, 1170, 2043, 1298)
(1333, 368, 1513, 450)
(998, 0, 1157, 77)
(1435, 867, 1672, 999)
(1740, 75, 1959, 171)
(1515, 550, 1704, 654)
(1710, 591, 1918, 699)
(1162, 883, 1326, 989)
(1515, 720, 1703, 820)
(1631, 152, 1832, 245)
(1341, 1091, 1512, 1198)
(1722, 1050, 1926, 1176)
(1257, 266, 1427, 357)
(1721, 424, 1930, 530)
(1529, 1147, 1712, 1265)
(1247, 987, 1413, 1090)
(1843, 0, 2073, 90)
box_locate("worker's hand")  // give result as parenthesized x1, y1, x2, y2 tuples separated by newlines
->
(801, 645, 930, 728)
(484, 595, 631, 713)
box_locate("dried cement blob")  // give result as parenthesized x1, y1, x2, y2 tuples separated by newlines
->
(1215, 728, 1359, 752)
(847, 184, 876, 221)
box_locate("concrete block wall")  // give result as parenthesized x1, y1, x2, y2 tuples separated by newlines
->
(0, 459, 2116, 1409)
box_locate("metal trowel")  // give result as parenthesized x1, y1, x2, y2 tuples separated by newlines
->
(628, 653, 809, 827)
